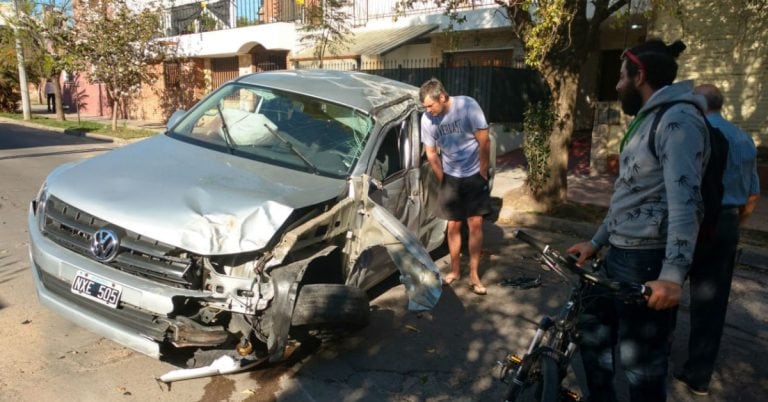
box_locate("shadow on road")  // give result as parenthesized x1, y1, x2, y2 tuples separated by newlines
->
(0, 122, 113, 151)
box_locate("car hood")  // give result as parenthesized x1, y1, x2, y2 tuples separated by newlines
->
(47, 135, 347, 255)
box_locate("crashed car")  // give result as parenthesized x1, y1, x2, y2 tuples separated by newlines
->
(28, 70, 495, 363)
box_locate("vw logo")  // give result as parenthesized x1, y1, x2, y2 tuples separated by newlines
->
(90, 228, 120, 262)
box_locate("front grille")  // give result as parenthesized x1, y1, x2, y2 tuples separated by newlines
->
(42, 196, 202, 289)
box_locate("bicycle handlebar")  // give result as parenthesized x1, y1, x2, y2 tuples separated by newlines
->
(513, 229, 651, 299)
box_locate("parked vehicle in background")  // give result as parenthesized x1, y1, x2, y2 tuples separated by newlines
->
(28, 70, 495, 365)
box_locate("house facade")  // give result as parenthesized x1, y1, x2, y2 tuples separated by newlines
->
(590, 1, 767, 174)
(72, 0, 298, 120)
(72, 0, 526, 121)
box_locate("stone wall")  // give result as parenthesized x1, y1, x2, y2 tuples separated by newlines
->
(590, 101, 632, 175)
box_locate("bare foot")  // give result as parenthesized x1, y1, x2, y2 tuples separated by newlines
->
(443, 272, 460, 285)
(470, 282, 487, 295)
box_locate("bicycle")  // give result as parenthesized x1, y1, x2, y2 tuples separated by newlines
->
(498, 229, 651, 402)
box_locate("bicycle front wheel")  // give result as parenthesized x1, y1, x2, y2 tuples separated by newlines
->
(506, 353, 560, 402)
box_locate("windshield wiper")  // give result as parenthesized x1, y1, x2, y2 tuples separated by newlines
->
(216, 104, 237, 154)
(262, 124, 319, 174)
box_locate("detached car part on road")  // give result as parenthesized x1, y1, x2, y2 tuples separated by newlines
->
(28, 70, 495, 364)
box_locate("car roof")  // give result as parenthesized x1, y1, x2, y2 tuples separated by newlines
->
(234, 70, 419, 114)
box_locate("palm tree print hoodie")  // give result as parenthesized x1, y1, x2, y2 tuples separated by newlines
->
(591, 80, 710, 285)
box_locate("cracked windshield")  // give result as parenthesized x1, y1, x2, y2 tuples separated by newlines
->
(168, 83, 373, 177)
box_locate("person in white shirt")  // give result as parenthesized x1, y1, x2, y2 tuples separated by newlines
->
(45, 79, 55, 113)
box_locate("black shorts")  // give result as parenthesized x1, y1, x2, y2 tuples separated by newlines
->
(438, 173, 492, 220)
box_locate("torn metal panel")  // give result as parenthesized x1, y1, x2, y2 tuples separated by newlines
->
(270, 198, 356, 265)
(349, 175, 442, 310)
(358, 203, 442, 310)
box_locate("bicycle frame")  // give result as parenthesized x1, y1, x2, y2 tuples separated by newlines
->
(500, 230, 649, 402)
(502, 277, 587, 401)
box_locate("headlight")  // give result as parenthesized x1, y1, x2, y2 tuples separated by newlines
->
(35, 182, 48, 232)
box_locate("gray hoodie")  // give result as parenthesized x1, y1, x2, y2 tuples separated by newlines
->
(592, 80, 710, 285)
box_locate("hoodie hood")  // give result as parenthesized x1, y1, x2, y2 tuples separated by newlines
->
(47, 135, 347, 255)
(640, 80, 708, 115)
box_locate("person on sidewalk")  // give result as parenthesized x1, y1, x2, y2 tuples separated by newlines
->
(45, 79, 55, 113)
(674, 84, 761, 396)
(419, 78, 491, 295)
(567, 39, 710, 402)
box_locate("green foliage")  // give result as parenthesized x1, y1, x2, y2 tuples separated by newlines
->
(236, 16, 259, 27)
(15, 1, 82, 75)
(74, 0, 168, 128)
(198, 12, 219, 32)
(299, 0, 352, 68)
(523, 101, 556, 194)
(0, 27, 20, 111)
(523, 0, 573, 68)
(0, 79, 21, 112)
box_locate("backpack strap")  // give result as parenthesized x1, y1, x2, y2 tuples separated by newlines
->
(647, 100, 708, 160)
(647, 101, 681, 160)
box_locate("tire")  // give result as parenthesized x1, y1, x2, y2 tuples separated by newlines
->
(506, 354, 560, 402)
(291, 284, 370, 328)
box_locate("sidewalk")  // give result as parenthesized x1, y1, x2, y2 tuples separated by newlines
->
(492, 148, 768, 270)
(27, 103, 166, 132)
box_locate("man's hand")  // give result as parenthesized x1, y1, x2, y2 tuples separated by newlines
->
(425, 145, 444, 183)
(645, 280, 682, 310)
(566, 242, 598, 266)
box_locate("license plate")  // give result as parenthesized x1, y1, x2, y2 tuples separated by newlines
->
(70, 271, 123, 308)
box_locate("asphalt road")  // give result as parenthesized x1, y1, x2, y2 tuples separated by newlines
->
(1, 122, 766, 401)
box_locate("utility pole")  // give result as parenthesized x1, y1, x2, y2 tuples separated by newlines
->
(12, 0, 31, 120)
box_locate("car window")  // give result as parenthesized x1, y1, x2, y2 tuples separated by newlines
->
(372, 124, 406, 182)
(168, 83, 374, 178)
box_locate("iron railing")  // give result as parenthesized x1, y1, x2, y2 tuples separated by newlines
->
(166, 0, 291, 36)
(164, 0, 501, 35)
(351, 0, 499, 26)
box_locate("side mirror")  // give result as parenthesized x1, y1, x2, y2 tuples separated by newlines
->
(166, 109, 186, 130)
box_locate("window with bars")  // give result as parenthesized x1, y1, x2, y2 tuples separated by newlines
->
(211, 57, 240, 89)
(164, 61, 182, 90)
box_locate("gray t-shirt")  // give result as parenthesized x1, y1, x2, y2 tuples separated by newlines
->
(421, 96, 488, 178)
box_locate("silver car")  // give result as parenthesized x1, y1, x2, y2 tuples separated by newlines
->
(28, 70, 493, 364)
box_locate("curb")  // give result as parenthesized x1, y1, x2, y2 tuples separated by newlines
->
(498, 210, 768, 272)
(0, 117, 139, 146)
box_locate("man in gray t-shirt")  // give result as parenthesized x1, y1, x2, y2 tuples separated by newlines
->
(420, 78, 491, 295)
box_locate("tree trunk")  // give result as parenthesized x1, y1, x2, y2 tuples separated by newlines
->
(53, 74, 65, 121)
(537, 66, 581, 205)
(112, 99, 119, 131)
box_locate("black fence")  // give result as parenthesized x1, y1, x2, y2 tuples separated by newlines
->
(360, 64, 549, 123)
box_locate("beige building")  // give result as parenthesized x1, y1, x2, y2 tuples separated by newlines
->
(590, 2, 766, 175)
(652, 1, 767, 144)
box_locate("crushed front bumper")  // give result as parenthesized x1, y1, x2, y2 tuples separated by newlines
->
(27, 203, 207, 358)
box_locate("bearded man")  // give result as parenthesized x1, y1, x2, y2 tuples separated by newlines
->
(567, 39, 710, 401)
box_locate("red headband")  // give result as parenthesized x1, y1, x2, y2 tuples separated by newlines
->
(623, 50, 645, 72)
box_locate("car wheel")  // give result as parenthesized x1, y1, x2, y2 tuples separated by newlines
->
(291, 284, 370, 328)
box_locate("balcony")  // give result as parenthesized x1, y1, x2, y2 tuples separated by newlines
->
(164, 0, 501, 36)
(351, 0, 499, 26)
(165, 0, 302, 36)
